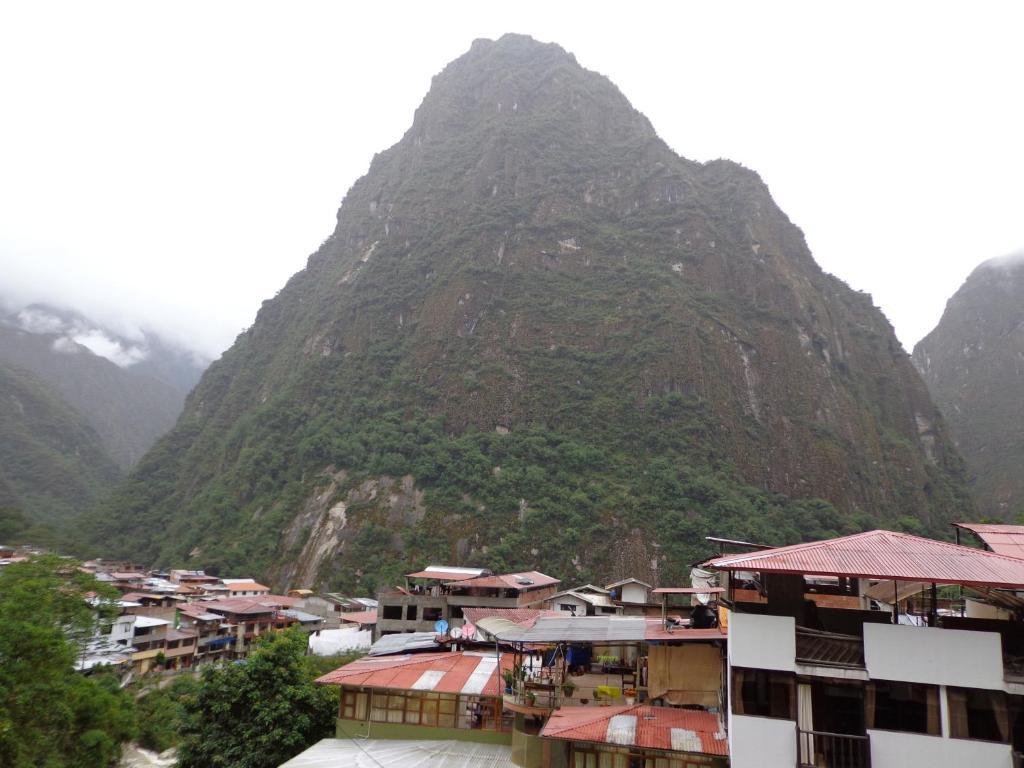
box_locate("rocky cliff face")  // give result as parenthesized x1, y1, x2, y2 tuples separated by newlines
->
(914, 254, 1024, 517)
(86, 35, 970, 590)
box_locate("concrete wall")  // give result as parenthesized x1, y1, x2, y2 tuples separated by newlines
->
(728, 612, 795, 672)
(869, 729, 1012, 768)
(864, 624, 1004, 689)
(729, 715, 796, 768)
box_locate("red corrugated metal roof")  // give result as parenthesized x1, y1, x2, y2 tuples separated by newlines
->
(954, 523, 1024, 559)
(643, 620, 726, 642)
(316, 651, 511, 696)
(709, 530, 1024, 588)
(338, 609, 377, 626)
(446, 571, 560, 590)
(541, 704, 727, 757)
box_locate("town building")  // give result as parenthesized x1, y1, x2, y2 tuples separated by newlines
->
(708, 528, 1024, 768)
(376, 566, 560, 638)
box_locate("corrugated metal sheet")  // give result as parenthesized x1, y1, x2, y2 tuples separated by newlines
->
(651, 587, 725, 595)
(708, 530, 1024, 588)
(541, 705, 727, 757)
(462, 608, 559, 627)
(279, 738, 515, 767)
(367, 632, 441, 656)
(407, 566, 486, 581)
(493, 616, 647, 643)
(954, 523, 1024, 558)
(446, 571, 560, 590)
(316, 651, 510, 696)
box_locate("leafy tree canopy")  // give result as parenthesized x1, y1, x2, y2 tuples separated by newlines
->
(176, 627, 337, 768)
(0, 555, 136, 768)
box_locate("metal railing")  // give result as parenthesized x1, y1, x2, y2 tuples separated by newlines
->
(797, 729, 870, 768)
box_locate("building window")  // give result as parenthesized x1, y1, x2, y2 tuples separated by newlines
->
(381, 605, 402, 620)
(947, 687, 1009, 743)
(423, 607, 443, 622)
(405, 605, 418, 621)
(731, 667, 795, 719)
(866, 680, 939, 735)
(359, 689, 472, 730)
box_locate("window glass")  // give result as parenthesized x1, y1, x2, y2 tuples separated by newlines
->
(866, 680, 939, 735)
(731, 667, 795, 719)
(948, 687, 1009, 742)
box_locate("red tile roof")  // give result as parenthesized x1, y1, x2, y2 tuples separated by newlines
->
(447, 571, 560, 590)
(462, 607, 561, 628)
(708, 530, 1024, 589)
(338, 609, 377, 626)
(202, 598, 278, 616)
(316, 651, 511, 696)
(541, 704, 727, 757)
(954, 523, 1024, 559)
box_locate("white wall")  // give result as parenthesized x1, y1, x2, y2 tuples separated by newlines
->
(728, 612, 796, 672)
(730, 715, 796, 768)
(621, 583, 648, 604)
(869, 729, 1012, 768)
(864, 624, 1004, 689)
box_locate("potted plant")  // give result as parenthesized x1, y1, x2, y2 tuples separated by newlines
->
(502, 669, 516, 695)
(623, 687, 637, 706)
(561, 680, 577, 698)
(525, 690, 537, 707)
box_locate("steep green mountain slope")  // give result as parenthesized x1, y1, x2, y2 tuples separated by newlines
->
(0, 362, 121, 525)
(913, 254, 1024, 517)
(85, 35, 970, 590)
(0, 319, 187, 467)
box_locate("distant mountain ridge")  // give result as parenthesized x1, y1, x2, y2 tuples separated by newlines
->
(914, 253, 1024, 517)
(0, 299, 210, 525)
(85, 35, 970, 590)
(0, 361, 121, 525)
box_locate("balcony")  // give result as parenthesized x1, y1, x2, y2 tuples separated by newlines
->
(797, 729, 870, 768)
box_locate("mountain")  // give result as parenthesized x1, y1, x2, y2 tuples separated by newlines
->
(0, 361, 122, 525)
(913, 253, 1024, 517)
(0, 304, 206, 468)
(85, 35, 970, 590)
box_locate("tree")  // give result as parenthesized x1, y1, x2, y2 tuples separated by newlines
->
(0, 555, 136, 767)
(176, 627, 336, 768)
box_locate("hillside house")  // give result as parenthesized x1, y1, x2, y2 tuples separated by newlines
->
(709, 528, 1024, 768)
(376, 566, 560, 638)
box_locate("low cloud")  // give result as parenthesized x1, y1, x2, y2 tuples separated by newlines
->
(16, 307, 152, 368)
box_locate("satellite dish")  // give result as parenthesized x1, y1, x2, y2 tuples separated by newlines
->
(462, 622, 476, 639)
(434, 619, 449, 634)
(450, 626, 463, 639)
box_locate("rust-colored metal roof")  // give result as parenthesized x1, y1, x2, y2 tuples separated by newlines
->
(651, 587, 725, 595)
(462, 607, 560, 628)
(338, 609, 377, 626)
(643, 620, 726, 642)
(446, 571, 560, 590)
(541, 704, 727, 757)
(708, 530, 1024, 589)
(316, 651, 511, 696)
(954, 523, 1024, 558)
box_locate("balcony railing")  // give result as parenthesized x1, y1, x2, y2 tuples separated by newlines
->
(797, 729, 870, 768)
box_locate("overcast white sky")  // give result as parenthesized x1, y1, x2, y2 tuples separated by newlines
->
(1, 1, 1021, 359)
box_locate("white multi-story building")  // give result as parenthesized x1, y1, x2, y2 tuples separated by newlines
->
(709, 529, 1024, 768)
